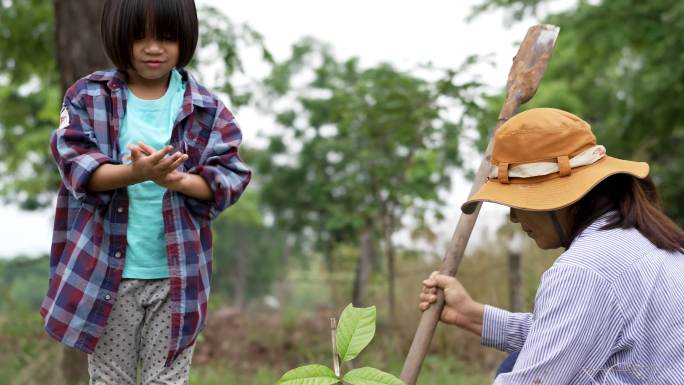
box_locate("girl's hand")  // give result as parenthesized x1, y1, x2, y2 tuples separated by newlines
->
(128, 142, 212, 199)
(153, 170, 188, 190)
(419, 271, 484, 336)
(126, 142, 188, 188)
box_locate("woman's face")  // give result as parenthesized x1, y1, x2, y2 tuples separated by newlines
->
(509, 207, 571, 249)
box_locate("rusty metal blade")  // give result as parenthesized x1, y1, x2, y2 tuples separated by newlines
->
(507, 25, 561, 105)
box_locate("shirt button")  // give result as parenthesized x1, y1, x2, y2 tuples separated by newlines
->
(117, 207, 123, 213)
(114, 251, 122, 258)
(104, 294, 111, 301)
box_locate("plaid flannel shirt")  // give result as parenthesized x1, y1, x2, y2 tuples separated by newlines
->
(39, 68, 251, 366)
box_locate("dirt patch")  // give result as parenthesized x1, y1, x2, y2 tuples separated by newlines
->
(193, 306, 334, 372)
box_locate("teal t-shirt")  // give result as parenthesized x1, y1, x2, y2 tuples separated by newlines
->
(119, 68, 186, 279)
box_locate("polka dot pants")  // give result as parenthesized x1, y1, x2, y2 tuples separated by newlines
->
(87, 278, 195, 385)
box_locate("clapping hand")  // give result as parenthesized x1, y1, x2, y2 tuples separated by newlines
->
(125, 142, 189, 190)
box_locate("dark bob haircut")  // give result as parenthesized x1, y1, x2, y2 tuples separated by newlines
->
(101, 0, 198, 70)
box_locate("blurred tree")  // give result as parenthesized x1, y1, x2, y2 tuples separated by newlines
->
(211, 189, 297, 310)
(473, 0, 684, 225)
(53, 0, 111, 91)
(0, 0, 62, 209)
(496, 221, 525, 312)
(197, 6, 274, 107)
(257, 38, 486, 317)
(352, 227, 375, 307)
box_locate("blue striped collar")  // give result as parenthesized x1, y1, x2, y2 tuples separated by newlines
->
(568, 210, 619, 249)
(583, 210, 618, 233)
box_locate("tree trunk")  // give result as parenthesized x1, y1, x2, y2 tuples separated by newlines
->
(352, 227, 374, 307)
(54, 0, 111, 92)
(53, 1, 111, 382)
(382, 223, 398, 323)
(508, 251, 524, 312)
(378, 206, 398, 323)
(386, 237, 397, 321)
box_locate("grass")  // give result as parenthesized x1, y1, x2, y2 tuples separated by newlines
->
(190, 365, 280, 385)
(412, 356, 492, 385)
(0, 298, 496, 385)
(188, 356, 491, 385)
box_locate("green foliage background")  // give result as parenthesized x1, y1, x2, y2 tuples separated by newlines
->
(0, 0, 61, 209)
(0, 0, 682, 384)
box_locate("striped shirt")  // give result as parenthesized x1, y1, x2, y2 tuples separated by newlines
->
(40, 68, 251, 366)
(482, 212, 684, 384)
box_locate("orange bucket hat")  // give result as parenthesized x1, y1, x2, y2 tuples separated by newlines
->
(461, 108, 649, 214)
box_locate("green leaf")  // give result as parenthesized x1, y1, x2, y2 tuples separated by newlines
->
(342, 367, 405, 385)
(336, 304, 376, 362)
(275, 364, 340, 385)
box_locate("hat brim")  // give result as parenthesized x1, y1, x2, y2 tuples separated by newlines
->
(461, 156, 649, 214)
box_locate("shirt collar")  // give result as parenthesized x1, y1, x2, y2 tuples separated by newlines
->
(85, 68, 213, 108)
(569, 210, 618, 248)
(583, 210, 617, 233)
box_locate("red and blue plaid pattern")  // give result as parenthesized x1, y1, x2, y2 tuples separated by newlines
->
(40, 68, 251, 366)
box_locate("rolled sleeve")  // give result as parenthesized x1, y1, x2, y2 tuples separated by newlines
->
(482, 305, 533, 353)
(184, 101, 251, 221)
(50, 88, 118, 206)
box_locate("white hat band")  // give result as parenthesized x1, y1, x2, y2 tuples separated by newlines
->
(489, 145, 607, 179)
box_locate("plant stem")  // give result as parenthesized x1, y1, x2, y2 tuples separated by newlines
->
(331, 317, 340, 377)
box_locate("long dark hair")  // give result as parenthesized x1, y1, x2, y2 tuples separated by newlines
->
(567, 174, 684, 252)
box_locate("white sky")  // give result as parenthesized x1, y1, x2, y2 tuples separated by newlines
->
(0, 0, 569, 258)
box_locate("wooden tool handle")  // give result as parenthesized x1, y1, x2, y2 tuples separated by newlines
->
(399, 24, 560, 385)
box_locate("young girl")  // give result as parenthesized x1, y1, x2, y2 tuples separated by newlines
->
(40, 0, 251, 383)
(419, 108, 684, 384)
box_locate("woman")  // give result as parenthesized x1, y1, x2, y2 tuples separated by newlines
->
(419, 108, 684, 384)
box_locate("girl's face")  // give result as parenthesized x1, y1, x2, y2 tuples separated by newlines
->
(509, 207, 572, 249)
(129, 37, 179, 83)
